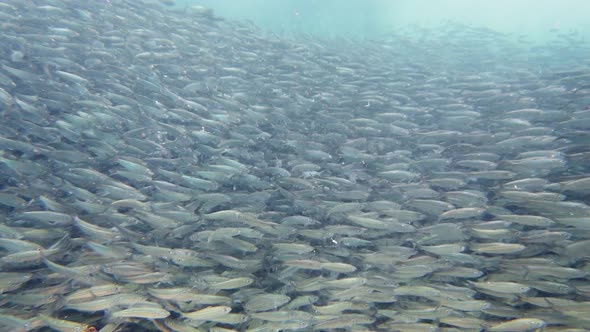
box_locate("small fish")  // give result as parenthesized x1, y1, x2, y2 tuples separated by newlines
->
(489, 318, 546, 331)
(209, 277, 254, 290)
(244, 293, 291, 312)
(183, 306, 232, 320)
(111, 307, 170, 319)
(469, 281, 530, 294)
(38, 314, 97, 332)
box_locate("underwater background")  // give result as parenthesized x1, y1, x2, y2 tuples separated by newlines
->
(177, 0, 590, 41)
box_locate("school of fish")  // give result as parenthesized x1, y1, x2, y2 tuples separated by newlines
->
(1, 0, 590, 331)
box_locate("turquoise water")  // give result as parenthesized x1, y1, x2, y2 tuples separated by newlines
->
(176, 0, 590, 42)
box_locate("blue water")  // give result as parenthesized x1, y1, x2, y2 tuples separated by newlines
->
(176, 0, 590, 42)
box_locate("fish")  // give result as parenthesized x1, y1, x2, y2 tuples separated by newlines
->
(111, 307, 171, 319)
(0, 0, 589, 330)
(182, 306, 232, 321)
(488, 318, 546, 331)
(244, 294, 291, 312)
